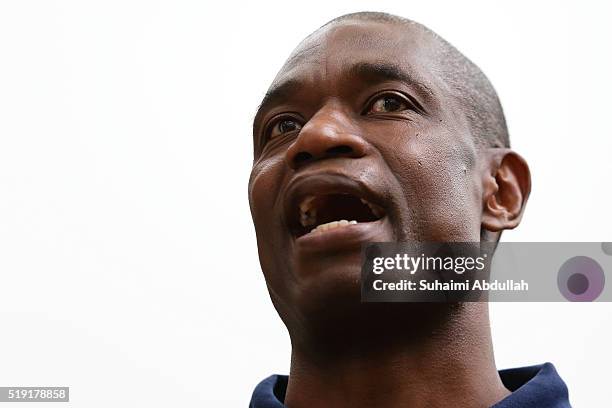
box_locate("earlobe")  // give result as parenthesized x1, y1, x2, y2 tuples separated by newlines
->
(481, 150, 531, 232)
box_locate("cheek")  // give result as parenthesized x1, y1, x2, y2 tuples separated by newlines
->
(248, 155, 285, 227)
(384, 128, 482, 241)
(248, 155, 292, 278)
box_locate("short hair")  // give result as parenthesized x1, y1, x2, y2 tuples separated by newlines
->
(321, 12, 510, 149)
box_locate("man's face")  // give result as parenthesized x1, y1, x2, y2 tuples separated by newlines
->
(249, 20, 484, 329)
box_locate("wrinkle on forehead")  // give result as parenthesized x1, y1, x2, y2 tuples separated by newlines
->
(284, 42, 322, 70)
(272, 20, 437, 90)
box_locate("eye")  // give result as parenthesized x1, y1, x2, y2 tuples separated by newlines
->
(269, 117, 303, 139)
(366, 93, 410, 114)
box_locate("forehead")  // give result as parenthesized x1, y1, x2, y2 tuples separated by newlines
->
(271, 20, 440, 92)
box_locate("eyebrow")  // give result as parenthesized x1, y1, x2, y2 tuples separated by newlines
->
(349, 61, 434, 100)
(254, 61, 435, 125)
(255, 79, 303, 124)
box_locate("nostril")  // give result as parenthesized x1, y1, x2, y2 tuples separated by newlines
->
(325, 145, 353, 156)
(294, 151, 314, 167)
(290, 144, 361, 169)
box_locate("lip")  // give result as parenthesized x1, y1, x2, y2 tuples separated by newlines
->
(295, 216, 392, 254)
(283, 171, 393, 253)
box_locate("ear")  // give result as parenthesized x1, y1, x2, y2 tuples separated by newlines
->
(481, 149, 531, 232)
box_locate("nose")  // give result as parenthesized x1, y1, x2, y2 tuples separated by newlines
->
(285, 104, 368, 170)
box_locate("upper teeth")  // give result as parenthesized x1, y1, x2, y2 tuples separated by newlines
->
(360, 198, 384, 218)
(299, 196, 317, 227)
(298, 195, 384, 233)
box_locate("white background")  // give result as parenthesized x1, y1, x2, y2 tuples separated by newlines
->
(0, 0, 610, 406)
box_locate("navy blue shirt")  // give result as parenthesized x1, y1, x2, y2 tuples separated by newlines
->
(250, 363, 570, 407)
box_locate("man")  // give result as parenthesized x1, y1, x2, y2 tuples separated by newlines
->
(248, 12, 570, 408)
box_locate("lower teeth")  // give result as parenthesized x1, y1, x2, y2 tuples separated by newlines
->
(311, 219, 357, 233)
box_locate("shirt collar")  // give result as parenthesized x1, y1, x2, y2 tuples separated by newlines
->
(250, 363, 570, 408)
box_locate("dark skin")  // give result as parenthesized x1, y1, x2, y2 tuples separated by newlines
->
(249, 18, 531, 408)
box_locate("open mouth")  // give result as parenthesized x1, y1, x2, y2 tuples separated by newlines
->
(293, 193, 386, 237)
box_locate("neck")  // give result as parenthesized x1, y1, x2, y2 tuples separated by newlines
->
(283, 303, 509, 408)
